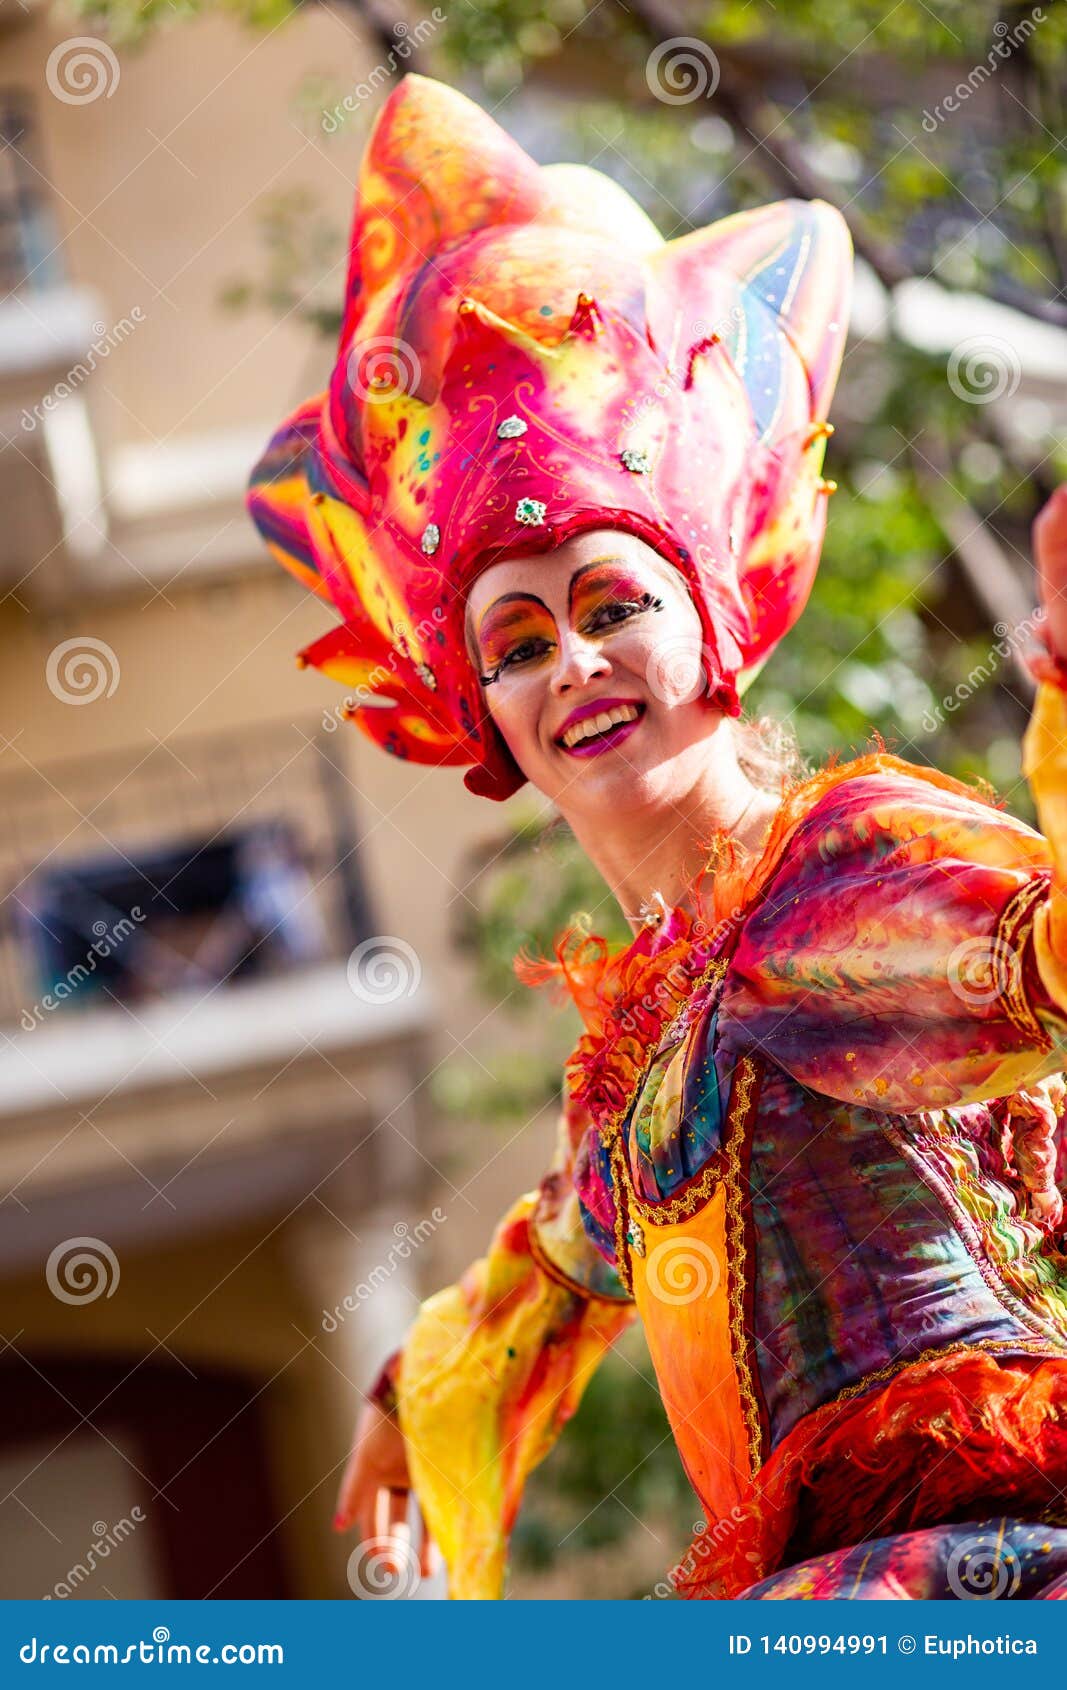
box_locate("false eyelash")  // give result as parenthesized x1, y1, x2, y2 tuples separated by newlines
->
(597, 591, 665, 619)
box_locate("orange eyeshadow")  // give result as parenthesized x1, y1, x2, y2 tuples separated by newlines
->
(570, 567, 652, 620)
(476, 600, 554, 669)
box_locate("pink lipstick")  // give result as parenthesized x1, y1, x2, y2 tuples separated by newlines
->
(555, 698, 646, 757)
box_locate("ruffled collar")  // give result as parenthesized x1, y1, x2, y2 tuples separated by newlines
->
(513, 836, 771, 1134)
(516, 741, 1004, 1137)
(559, 905, 734, 1130)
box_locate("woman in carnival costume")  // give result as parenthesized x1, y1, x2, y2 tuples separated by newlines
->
(248, 74, 1067, 1600)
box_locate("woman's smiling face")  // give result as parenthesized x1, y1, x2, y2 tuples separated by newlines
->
(465, 528, 723, 816)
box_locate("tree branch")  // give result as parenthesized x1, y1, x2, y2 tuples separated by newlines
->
(319, 0, 424, 66)
(618, 0, 1067, 328)
(910, 440, 1037, 702)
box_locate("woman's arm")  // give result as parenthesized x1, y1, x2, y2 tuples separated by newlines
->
(1020, 486, 1067, 1040)
(724, 491, 1067, 1133)
(396, 1185, 634, 1599)
(336, 1093, 635, 1600)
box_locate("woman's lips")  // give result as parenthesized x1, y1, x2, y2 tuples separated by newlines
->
(558, 705, 646, 758)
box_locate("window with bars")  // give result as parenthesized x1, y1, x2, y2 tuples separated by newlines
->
(19, 820, 333, 1010)
(0, 89, 65, 295)
(0, 724, 376, 1024)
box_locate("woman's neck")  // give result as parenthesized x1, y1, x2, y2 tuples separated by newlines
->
(564, 734, 781, 936)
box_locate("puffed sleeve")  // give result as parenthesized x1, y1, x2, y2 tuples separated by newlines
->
(395, 1088, 635, 1600)
(721, 681, 1067, 1122)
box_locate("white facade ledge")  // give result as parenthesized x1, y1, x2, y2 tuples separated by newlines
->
(1, 961, 433, 1116)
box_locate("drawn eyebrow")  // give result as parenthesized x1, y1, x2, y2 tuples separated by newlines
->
(478, 555, 648, 631)
(568, 559, 645, 611)
(480, 591, 551, 619)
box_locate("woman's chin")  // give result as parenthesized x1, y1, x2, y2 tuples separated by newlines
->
(543, 743, 676, 815)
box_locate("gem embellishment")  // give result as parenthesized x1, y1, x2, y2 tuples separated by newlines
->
(620, 447, 651, 474)
(420, 523, 441, 555)
(627, 1221, 646, 1258)
(415, 661, 437, 691)
(515, 497, 546, 526)
(497, 416, 527, 440)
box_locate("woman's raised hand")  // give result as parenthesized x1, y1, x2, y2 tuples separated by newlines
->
(1033, 485, 1067, 663)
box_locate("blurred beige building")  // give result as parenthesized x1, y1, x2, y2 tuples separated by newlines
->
(0, 3, 552, 1598)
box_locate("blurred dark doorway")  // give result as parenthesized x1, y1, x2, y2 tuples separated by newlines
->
(0, 1354, 291, 1598)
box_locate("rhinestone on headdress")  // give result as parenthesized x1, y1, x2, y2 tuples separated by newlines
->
(420, 523, 441, 555)
(497, 416, 527, 440)
(620, 447, 651, 474)
(515, 497, 546, 526)
(415, 661, 438, 691)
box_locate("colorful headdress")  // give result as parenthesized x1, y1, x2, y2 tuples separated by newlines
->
(247, 74, 852, 800)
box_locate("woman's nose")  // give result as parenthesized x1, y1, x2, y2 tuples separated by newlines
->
(550, 633, 611, 695)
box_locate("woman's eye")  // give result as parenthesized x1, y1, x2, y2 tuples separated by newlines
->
(500, 636, 552, 671)
(585, 593, 661, 633)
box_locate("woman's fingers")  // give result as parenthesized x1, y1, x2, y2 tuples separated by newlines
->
(333, 1440, 363, 1533)
(417, 1504, 439, 1580)
(374, 1484, 411, 1539)
(1035, 484, 1067, 566)
(368, 1485, 414, 1580)
(372, 1486, 440, 1583)
(333, 1401, 411, 1537)
(331, 1404, 437, 1591)
(332, 1415, 440, 1590)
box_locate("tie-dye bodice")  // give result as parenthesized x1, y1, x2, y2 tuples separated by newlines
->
(572, 975, 1067, 1477)
(534, 752, 1067, 1516)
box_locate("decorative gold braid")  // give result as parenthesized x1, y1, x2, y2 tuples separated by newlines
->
(995, 875, 1054, 1045)
(596, 955, 728, 1147)
(719, 1054, 765, 1473)
(609, 1137, 635, 1296)
(626, 1158, 725, 1226)
(830, 1336, 1067, 1405)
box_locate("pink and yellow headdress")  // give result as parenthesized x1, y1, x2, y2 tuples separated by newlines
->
(247, 74, 852, 799)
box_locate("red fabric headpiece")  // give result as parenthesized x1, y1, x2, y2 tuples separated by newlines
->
(247, 74, 852, 799)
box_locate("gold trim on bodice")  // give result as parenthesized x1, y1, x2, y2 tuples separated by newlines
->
(609, 1052, 766, 1472)
(996, 874, 1055, 1045)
